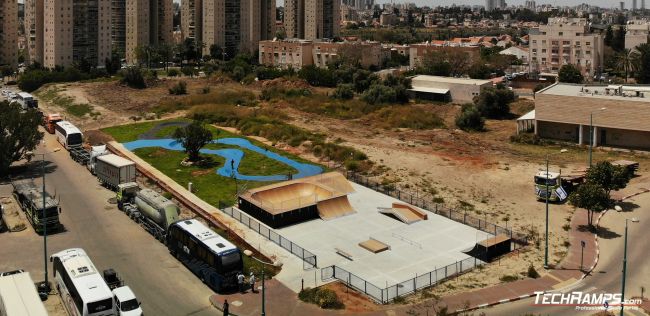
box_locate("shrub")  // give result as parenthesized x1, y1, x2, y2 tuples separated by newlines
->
(500, 275, 519, 282)
(169, 81, 187, 95)
(298, 287, 345, 309)
(527, 264, 540, 279)
(120, 67, 146, 89)
(474, 87, 515, 119)
(201, 86, 210, 94)
(455, 105, 485, 131)
(332, 84, 354, 100)
(509, 133, 545, 145)
(167, 68, 180, 77)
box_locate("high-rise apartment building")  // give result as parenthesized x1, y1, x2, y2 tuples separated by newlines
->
(112, 0, 126, 57)
(25, 0, 44, 65)
(525, 0, 536, 11)
(620, 2, 625, 10)
(626, 19, 650, 50)
(181, 0, 202, 43)
(633, 0, 638, 10)
(529, 18, 604, 78)
(285, 0, 305, 38)
(126, 0, 173, 64)
(304, 0, 340, 40)
(202, 0, 275, 56)
(0, 0, 19, 68)
(485, 0, 505, 11)
(43, 0, 112, 68)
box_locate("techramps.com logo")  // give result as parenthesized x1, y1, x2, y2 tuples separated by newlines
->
(533, 291, 643, 311)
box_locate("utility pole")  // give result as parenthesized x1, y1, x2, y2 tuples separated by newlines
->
(544, 155, 549, 269)
(620, 218, 639, 316)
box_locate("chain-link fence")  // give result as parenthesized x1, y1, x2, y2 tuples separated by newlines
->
(346, 171, 529, 247)
(322, 255, 482, 304)
(222, 207, 317, 269)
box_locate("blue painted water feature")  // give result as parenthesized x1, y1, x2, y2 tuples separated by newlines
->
(123, 138, 323, 181)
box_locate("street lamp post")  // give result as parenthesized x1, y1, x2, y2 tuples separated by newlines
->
(246, 254, 279, 316)
(544, 155, 550, 269)
(28, 152, 51, 294)
(620, 218, 639, 316)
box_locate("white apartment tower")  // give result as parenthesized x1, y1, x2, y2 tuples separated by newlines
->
(125, 0, 174, 64)
(0, 0, 19, 68)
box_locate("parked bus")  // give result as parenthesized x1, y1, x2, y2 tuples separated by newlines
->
(44, 113, 63, 134)
(0, 271, 48, 316)
(55, 120, 83, 149)
(51, 248, 115, 316)
(15, 92, 38, 109)
(167, 219, 243, 292)
(11, 179, 61, 233)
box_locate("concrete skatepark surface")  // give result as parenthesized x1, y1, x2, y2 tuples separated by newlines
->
(277, 182, 491, 287)
(123, 138, 322, 181)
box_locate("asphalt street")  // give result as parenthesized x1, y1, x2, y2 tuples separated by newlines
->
(483, 192, 650, 316)
(0, 130, 218, 315)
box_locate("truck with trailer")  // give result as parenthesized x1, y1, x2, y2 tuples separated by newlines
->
(11, 179, 61, 233)
(0, 271, 48, 316)
(95, 154, 137, 191)
(69, 144, 109, 173)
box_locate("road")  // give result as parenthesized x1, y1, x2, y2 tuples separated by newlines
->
(0, 130, 218, 315)
(482, 192, 650, 316)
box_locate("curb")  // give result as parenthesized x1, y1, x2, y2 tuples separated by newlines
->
(454, 293, 538, 313)
(580, 209, 607, 280)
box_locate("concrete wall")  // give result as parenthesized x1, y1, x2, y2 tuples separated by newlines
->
(603, 128, 650, 149)
(537, 121, 650, 150)
(537, 121, 578, 142)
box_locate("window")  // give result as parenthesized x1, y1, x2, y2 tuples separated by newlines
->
(586, 42, 590, 46)
(559, 32, 563, 36)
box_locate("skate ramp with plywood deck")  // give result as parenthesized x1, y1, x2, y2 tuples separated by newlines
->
(317, 196, 356, 220)
(378, 202, 428, 224)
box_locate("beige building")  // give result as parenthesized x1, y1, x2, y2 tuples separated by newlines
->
(202, 0, 275, 56)
(625, 19, 650, 50)
(533, 83, 650, 150)
(43, 0, 112, 68)
(258, 39, 382, 69)
(304, 0, 340, 40)
(409, 75, 492, 103)
(529, 18, 604, 78)
(0, 0, 19, 68)
(409, 44, 480, 69)
(112, 0, 126, 57)
(284, 0, 305, 38)
(25, 0, 44, 65)
(181, 0, 202, 43)
(126, 0, 174, 64)
(259, 39, 314, 68)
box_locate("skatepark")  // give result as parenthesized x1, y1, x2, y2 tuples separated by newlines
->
(238, 172, 495, 288)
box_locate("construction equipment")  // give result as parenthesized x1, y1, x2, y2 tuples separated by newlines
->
(95, 154, 136, 191)
(117, 183, 180, 241)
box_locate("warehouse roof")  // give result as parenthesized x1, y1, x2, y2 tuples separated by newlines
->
(538, 83, 650, 103)
(410, 75, 492, 86)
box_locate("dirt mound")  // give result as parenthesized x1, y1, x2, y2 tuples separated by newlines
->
(261, 78, 311, 90)
(85, 129, 114, 145)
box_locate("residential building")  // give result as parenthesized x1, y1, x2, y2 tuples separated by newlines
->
(625, 19, 650, 50)
(304, 0, 340, 40)
(408, 75, 492, 103)
(258, 39, 383, 69)
(25, 0, 43, 65)
(126, 0, 174, 64)
(485, 0, 506, 11)
(528, 18, 604, 78)
(499, 46, 529, 63)
(259, 39, 313, 68)
(0, 0, 19, 68)
(340, 5, 359, 23)
(284, 0, 305, 38)
(379, 12, 398, 26)
(112, 0, 126, 57)
(202, 0, 275, 56)
(633, 0, 638, 10)
(43, 0, 112, 68)
(181, 0, 202, 43)
(409, 44, 480, 69)
(525, 0, 536, 11)
(532, 83, 650, 150)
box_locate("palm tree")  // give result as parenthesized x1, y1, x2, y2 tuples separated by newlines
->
(633, 43, 650, 84)
(617, 48, 639, 83)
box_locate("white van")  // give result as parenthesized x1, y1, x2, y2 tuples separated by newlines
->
(112, 286, 143, 316)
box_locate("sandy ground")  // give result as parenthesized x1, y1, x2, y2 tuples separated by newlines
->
(44, 76, 650, 307)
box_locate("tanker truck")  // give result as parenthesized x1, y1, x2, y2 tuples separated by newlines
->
(116, 183, 180, 241)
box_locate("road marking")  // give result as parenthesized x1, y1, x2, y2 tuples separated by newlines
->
(231, 300, 243, 307)
(499, 299, 510, 303)
(477, 303, 488, 308)
(519, 294, 531, 299)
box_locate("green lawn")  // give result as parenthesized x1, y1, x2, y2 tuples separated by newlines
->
(102, 121, 163, 142)
(203, 143, 298, 176)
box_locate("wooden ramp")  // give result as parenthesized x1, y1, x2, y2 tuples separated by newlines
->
(317, 196, 356, 220)
(359, 238, 390, 253)
(378, 202, 428, 224)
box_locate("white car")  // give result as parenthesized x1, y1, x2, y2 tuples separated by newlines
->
(113, 286, 143, 316)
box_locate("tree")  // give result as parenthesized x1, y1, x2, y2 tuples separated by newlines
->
(585, 161, 632, 196)
(0, 102, 44, 176)
(474, 87, 514, 118)
(120, 67, 146, 89)
(633, 43, 650, 84)
(616, 48, 638, 83)
(173, 121, 213, 162)
(558, 64, 584, 83)
(613, 26, 626, 52)
(105, 50, 122, 75)
(569, 183, 610, 227)
(455, 104, 485, 131)
(209, 44, 224, 61)
(468, 63, 492, 79)
(604, 25, 614, 47)
(332, 84, 354, 100)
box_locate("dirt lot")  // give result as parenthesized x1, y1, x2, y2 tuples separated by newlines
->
(43, 76, 650, 305)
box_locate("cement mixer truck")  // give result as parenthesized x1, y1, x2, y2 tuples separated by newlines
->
(116, 183, 180, 241)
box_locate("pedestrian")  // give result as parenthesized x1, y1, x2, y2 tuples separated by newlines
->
(223, 299, 229, 316)
(249, 272, 256, 293)
(237, 272, 245, 293)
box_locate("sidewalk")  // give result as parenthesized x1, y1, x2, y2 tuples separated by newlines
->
(209, 207, 599, 316)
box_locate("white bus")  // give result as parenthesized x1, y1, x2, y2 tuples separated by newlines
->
(55, 121, 83, 149)
(16, 92, 38, 109)
(51, 248, 115, 316)
(0, 271, 48, 316)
